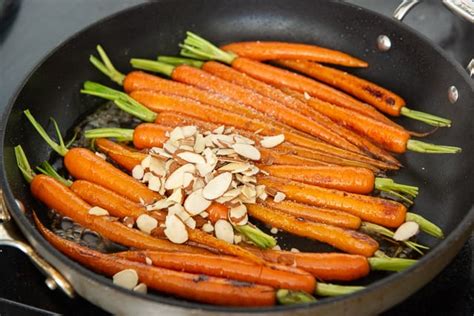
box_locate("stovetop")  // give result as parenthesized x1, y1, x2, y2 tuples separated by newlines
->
(0, 0, 472, 315)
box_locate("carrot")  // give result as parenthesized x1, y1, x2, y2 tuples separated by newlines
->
(258, 176, 407, 228)
(200, 60, 397, 162)
(275, 60, 452, 126)
(156, 112, 395, 171)
(95, 138, 147, 171)
(246, 204, 378, 257)
(207, 202, 229, 224)
(220, 41, 368, 68)
(30, 175, 200, 253)
(263, 200, 361, 230)
(35, 217, 276, 307)
(117, 250, 316, 292)
(24, 110, 160, 204)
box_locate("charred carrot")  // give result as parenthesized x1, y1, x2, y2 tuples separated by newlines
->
(275, 60, 452, 126)
(264, 200, 361, 230)
(258, 176, 407, 228)
(220, 41, 368, 67)
(260, 165, 418, 202)
(246, 204, 379, 257)
(117, 250, 316, 292)
(35, 218, 276, 307)
(286, 89, 461, 154)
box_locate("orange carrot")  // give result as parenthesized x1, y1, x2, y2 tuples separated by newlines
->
(36, 218, 276, 307)
(118, 250, 316, 292)
(264, 200, 361, 230)
(258, 176, 407, 228)
(95, 138, 147, 171)
(30, 175, 200, 253)
(259, 165, 374, 194)
(221, 41, 368, 67)
(246, 204, 378, 257)
(207, 202, 229, 224)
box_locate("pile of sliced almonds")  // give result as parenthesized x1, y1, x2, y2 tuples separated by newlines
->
(128, 125, 286, 245)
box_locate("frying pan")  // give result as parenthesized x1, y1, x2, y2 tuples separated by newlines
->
(1, 0, 473, 314)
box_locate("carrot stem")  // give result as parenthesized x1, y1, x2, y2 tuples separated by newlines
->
(36, 161, 72, 187)
(130, 58, 174, 77)
(315, 283, 364, 297)
(24, 110, 68, 156)
(406, 212, 444, 239)
(368, 257, 417, 272)
(157, 56, 205, 68)
(14, 145, 36, 183)
(374, 178, 418, 204)
(234, 224, 277, 249)
(276, 289, 316, 305)
(180, 31, 236, 64)
(400, 107, 451, 127)
(89, 45, 125, 85)
(407, 139, 461, 154)
(84, 128, 134, 142)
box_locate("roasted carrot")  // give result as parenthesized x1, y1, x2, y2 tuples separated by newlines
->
(220, 41, 368, 67)
(35, 218, 276, 307)
(117, 250, 316, 292)
(95, 138, 147, 171)
(200, 60, 398, 162)
(275, 60, 452, 126)
(30, 175, 200, 253)
(246, 204, 378, 257)
(258, 176, 407, 228)
(207, 202, 229, 224)
(264, 200, 361, 230)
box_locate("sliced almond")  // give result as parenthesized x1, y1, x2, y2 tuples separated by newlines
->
(146, 198, 174, 211)
(169, 126, 185, 142)
(95, 152, 107, 160)
(150, 147, 172, 159)
(176, 151, 206, 164)
(182, 173, 195, 188)
(132, 165, 145, 180)
(133, 283, 148, 294)
(136, 214, 158, 234)
(223, 187, 242, 199)
(142, 172, 152, 183)
(215, 195, 236, 204)
(140, 155, 152, 169)
(202, 222, 214, 233)
(148, 175, 162, 192)
(164, 214, 188, 244)
(196, 163, 215, 177)
(168, 203, 186, 216)
(192, 178, 205, 191)
(163, 142, 178, 154)
(304, 92, 311, 100)
(200, 211, 209, 218)
(270, 227, 278, 234)
(232, 143, 261, 161)
(242, 166, 260, 176)
(194, 133, 206, 153)
(183, 217, 196, 229)
(393, 221, 420, 241)
(184, 189, 212, 215)
(234, 135, 255, 145)
(149, 157, 166, 176)
(241, 184, 257, 199)
(181, 125, 197, 137)
(214, 219, 234, 244)
(213, 125, 225, 134)
(113, 269, 139, 290)
(88, 206, 109, 216)
(218, 162, 250, 173)
(260, 134, 285, 148)
(274, 192, 286, 203)
(145, 257, 153, 266)
(167, 188, 184, 204)
(229, 204, 248, 226)
(234, 234, 243, 244)
(216, 148, 236, 156)
(164, 164, 195, 190)
(202, 172, 233, 200)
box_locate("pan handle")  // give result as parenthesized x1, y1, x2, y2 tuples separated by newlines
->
(393, 0, 421, 21)
(0, 192, 75, 298)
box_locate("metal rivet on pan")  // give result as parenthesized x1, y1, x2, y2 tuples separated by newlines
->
(448, 86, 459, 104)
(377, 35, 391, 52)
(45, 278, 58, 290)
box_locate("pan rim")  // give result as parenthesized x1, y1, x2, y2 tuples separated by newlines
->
(1, 0, 473, 313)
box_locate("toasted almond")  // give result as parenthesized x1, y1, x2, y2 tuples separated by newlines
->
(136, 214, 158, 234)
(194, 133, 206, 153)
(203, 135, 215, 147)
(229, 204, 248, 225)
(192, 178, 205, 191)
(239, 194, 257, 204)
(214, 220, 234, 244)
(215, 195, 236, 204)
(184, 217, 196, 229)
(216, 148, 236, 156)
(163, 142, 178, 154)
(148, 175, 162, 192)
(145, 257, 153, 266)
(95, 152, 107, 160)
(393, 221, 420, 241)
(202, 172, 233, 200)
(177, 151, 206, 164)
(274, 192, 286, 203)
(234, 234, 243, 244)
(168, 203, 186, 216)
(142, 172, 152, 183)
(146, 198, 174, 211)
(164, 214, 188, 244)
(196, 163, 215, 177)
(181, 125, 197, 137)
(223, 187, 242, 198)
(183, 173, 195, 188)
(200, 211, 209, 218)
(133, 283, 148, 294)
(202, 222, 214, 233)
(184, 189, 212, 215)
(260, 134, 285, 148)
(140, 155, 152, 169)
(88, 206, 109, 216)
(213, 125, 225, 134)
(224, 127, 235, 134)
(232, 143, 261, 161)
(113, 269, 139, 290)
(165, 164, 195, 190)
(234, 135, 255, 145)
(218, 162, 250, 173)
(260, 169, 270, 176)
(149, 157, 166, 176)
(169, 126, 185, 142)
(168, 188, 184, 204)
(241, 175, 257, 184)
(242, 166, 260, 176)
(241, 185, 257, 199)
(132, 165, 145, 180)
(256, 185, 266, 196)
(258, 192, 268, 201)
(150, 147, 172, 159)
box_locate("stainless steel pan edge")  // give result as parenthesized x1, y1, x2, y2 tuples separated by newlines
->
(1, 0, 473, 314)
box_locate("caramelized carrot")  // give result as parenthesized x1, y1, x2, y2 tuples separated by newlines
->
(201, 60, 396, 162)
(30, 175, 201, 253)
(258, 176, 407, 228)
(264, 200, 361, 230)
(246, 204, 378, 257)
(95, 138, 147, 171)
(259, 165, 374, 194)
(221, 41, 368, 67)
(118, 250, 316, 292)
(36, 218, 276, 307)
(207, 202, 229, 224)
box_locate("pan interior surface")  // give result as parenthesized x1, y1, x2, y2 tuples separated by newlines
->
(1, 0, 473, 313)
